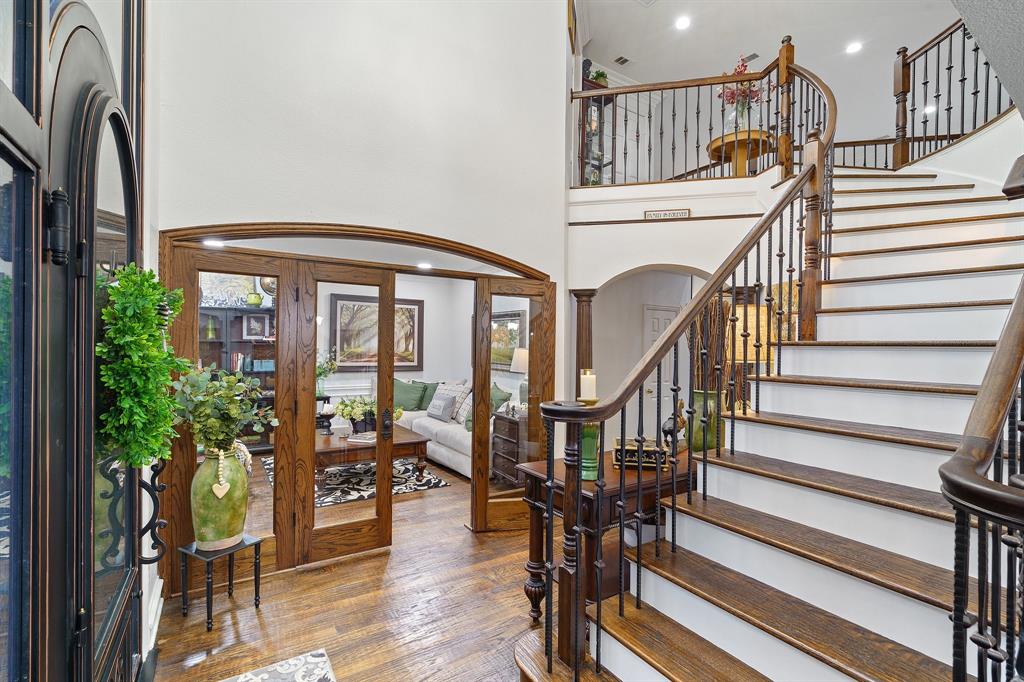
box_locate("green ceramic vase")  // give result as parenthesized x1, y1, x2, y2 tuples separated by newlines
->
(684, 390, 727, 452)
(191, 447, 249, 551)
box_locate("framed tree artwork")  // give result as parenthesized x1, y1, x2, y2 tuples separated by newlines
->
(490, 309, 526, 371)
(329, 293, 424, 372)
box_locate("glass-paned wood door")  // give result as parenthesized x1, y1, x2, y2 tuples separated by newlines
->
(296, 262, 395, 564)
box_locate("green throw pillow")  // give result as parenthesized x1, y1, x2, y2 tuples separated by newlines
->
(413, 380, 440, 410)
(490, 382, 513, 413)
(465, 414, 473, 432)
(394, 379, 427, 411)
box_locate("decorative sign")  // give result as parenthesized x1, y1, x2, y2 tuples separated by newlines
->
(644, 208, 691, 220)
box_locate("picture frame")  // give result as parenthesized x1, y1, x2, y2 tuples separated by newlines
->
(242, 313, 271, 340)
(490, 309, 527, 371)
(329, 293, 424, 372)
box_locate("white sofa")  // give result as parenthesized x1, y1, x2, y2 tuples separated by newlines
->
(396, 410, 481, 478)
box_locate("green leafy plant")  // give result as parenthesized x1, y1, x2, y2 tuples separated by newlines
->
(172, 366, 278, 452)
(95, 263, 191, 468)
(315, 348, 337, 382)
(336, 396, 402, 423)
(591, 69, 608, 82)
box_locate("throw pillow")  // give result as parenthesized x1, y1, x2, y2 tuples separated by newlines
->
(454, 391, 473, 424)
(426, 394, 457, 422)
(433, 382, 472, 421)
(490, 382, 513, 413)
(412, 380, 440, 410)
(464, 414, 473, 432)
(394, 379, 427, 411)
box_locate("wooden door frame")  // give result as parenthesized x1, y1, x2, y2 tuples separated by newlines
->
(158, 225, 555, 594)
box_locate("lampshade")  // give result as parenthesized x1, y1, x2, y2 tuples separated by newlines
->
(510, 347, 529, 374)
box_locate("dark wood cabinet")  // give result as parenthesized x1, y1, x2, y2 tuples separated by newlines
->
(491, 413, 528, 486)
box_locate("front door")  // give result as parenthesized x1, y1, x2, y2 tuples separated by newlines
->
(296, 261, 395, 563)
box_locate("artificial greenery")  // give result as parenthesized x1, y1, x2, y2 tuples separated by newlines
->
(336, 395, 403, 424)
(172, 366, 278, 452)
(591, 69, 608, 82)
(315, 347, 337, 383)
(96, 263, 190, 468)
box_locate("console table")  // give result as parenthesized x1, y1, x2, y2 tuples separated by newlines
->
(517, 450, 692, 621)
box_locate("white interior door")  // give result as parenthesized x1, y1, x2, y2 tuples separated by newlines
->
(643, 304, 680, 433)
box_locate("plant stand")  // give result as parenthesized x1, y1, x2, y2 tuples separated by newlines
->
(178, 534, 263, 631)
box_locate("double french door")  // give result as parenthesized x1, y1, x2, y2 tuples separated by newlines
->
(164, 249, 397, 588)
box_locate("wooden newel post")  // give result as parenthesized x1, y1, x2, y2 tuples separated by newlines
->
(558, 420, 586, 666)
(799, 129, 825, 340)
(572, 289, 597, 398)
(894, 46, 911, 168)
(778, 35, 795, 178)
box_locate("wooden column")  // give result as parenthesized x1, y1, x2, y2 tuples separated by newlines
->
(572, 289, 597, 398)
(557, 421, 585, 666)
(799, 130, 825, 340)
(893, 46, 911, 168)
(778, 35, 795, 178)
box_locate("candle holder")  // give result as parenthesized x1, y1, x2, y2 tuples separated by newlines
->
(578, 395, 600, 481)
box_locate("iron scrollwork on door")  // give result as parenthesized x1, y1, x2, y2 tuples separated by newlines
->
(138, 459, 168, 564)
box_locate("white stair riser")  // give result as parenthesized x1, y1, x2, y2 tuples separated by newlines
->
(830, 218, 1024, 252)
(832, 200, 1011, 229)
(698, 463, 975, 572)
(830, 242, 1024, 278)
(666, 512, 955, 666)
(832, 176, 943, 191)
(821, 269, 1022, 307)
(589, 629, 669, 682)
(817, 306, 1009, 341)
(726, 420, 946, 491)
(757, 382, 975, 434)
(629, 561, 848, 681)
(778, 345, 993, 383)
(832, 187, 977, 208)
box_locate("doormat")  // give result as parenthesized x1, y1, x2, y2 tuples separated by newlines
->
(261, 457, 449, 508)
(220, 648, 335, 682)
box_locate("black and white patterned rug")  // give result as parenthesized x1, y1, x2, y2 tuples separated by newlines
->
(261, 457, 449, 508)
(220, 648, 335, 682)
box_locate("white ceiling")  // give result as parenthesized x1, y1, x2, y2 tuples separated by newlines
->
(580, 0, 961, 140)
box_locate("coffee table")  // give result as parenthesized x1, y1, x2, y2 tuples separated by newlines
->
(314, 424, 430, 485)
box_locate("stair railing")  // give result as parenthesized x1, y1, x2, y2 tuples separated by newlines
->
(939, 277, 1024, 682)
(542, 59, 836, 677)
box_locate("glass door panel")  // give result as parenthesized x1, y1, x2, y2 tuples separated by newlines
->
(299, 263, 393, 564)
(197, 272, 278, 543)
(488, 295, 533, 497)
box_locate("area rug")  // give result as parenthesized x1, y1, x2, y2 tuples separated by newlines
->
(261, 457, 449, 508)
(220, 648, 336, 682)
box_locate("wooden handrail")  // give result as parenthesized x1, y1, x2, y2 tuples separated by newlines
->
(939, 276, 1024, 525)
(907, 19, 965, 62)
(571, 58, 780, 100)
(548, 61, 836, 423)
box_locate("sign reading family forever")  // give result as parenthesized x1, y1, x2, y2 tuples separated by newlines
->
(644, 208, 691, 220)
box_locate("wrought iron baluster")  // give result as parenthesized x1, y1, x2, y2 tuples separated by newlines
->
(623, 96, 629, 183)
(741, 257, 750, 414)
(766, 223, 774, 377)
(971, 40, 980, 130)
(977, 517, 991, 682)
(754, 239, 762, 410)
(952, 509, 970, 681)
(648, 91, 653, 182)
(695, 87, 701, 178)
(776, 214, 785, 373)
(659, 90, 664, 180)
(729, 272, 738, 455)
(670, 341, 680, 552)
(618, 406, 627, 617)
(715, 288, 725, 460)
(634, 386, 645, 608)
(996, 75, 1003, 116)
(687, 322, 697, 501)
(611, 95, 618, 185)
(712, 85, 719, 177)
(682, 88, 688, 177)
(573, 422, 584, 680)
(959, 27, 967, 136)
(671, 89, 677, 179)
(594, 422, 606, 674)
(655, 362, 663, 557)
(700, 307, 710, 500)
(983, 59, 991, 123)
(922, 48, 931, 156)
(946, 33, 954, 145)
(934, 43, 942, 153)
(543, 417, 555, 672)
(635, 92, 641, 182)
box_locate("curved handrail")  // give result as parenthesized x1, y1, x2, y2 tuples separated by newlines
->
(548, 61, 836, 423)
(938, 276, 1024, 525)
(572, 57, 781, 99)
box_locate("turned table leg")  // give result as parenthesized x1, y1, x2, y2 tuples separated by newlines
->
(415, 444, 427, 482)
(523, 480, 546, 622)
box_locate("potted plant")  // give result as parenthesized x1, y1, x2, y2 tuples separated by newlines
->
(336, 396, 404, 434)
(173, 367, 277, 550)
(590, 69, 608, 87)
(315, 348, 336, 395)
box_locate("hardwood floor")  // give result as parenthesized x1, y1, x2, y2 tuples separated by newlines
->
(154, 466, 537, 681)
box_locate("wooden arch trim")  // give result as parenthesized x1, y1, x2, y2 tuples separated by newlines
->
(159, 222, 549, 281)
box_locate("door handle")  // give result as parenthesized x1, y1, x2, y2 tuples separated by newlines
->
(380, 407, 393, 440)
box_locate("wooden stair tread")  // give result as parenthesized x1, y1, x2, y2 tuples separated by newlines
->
(831, 210, 1024, 235)
(831, 234, 1024, 258)
(733, 410, 960, 452)
(819, 299, 1013, 314)
(834, 172, 937, 179)
(666, 495, 977, 613)
(753, 373, 984, 395)
(703, 447, 955, 521)
(833, 194, 1007, 213)
(834, 183, 974, 195)
(780, 339, 996, 348)
(586, 600, 769, 682)
(823, 261, 1024, 286)
(514, 630, 614, 682)
(624, 546, 956, 681)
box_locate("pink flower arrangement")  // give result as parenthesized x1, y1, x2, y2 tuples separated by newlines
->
(717, 56, 775, 108)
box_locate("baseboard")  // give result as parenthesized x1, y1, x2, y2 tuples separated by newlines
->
(142, 576, 164, 658)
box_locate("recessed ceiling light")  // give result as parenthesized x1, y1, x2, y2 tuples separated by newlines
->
(923, 105, 936, 114)
(674, 16, 691, 30)
(202, 239, 225, 248)
(845, 41, 863, 54)
(416, 262, 433, 270)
